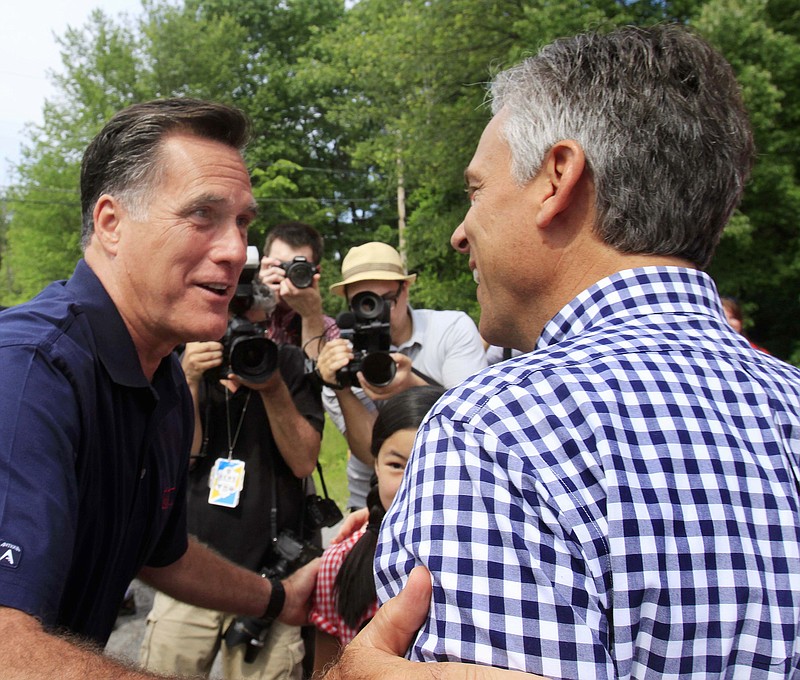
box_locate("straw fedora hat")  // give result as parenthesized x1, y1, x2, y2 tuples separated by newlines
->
(330, 242, 416, 297)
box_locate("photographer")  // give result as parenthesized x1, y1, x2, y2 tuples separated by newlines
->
(259, 222, 339, 359)
(139, 260, 324, 680)
(315, 242, 487, 509)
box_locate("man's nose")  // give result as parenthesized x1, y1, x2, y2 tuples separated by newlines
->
(216, 221, 248, 268)
(451, 221, 469, 254)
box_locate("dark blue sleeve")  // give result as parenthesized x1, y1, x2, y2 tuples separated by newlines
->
(0, 344, 80, 623)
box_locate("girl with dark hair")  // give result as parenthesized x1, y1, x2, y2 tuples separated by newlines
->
(309, 385, 444, 672)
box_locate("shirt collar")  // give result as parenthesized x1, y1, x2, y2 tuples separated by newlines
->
(394, 305, 422, 352)
(537, 267, 723, 351)
(66, 259, 152, 389)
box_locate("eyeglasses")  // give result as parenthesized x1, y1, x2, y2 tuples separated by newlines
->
(346, 282, 404, 308)
(380, 283, 404, 306)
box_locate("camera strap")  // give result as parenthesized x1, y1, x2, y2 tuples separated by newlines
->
(316, 462, 334, 500)
(224, 388, 251, 459)
(410, 366, 443, 389)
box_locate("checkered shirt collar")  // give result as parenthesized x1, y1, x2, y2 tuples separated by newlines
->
(537, 266, 723, 351)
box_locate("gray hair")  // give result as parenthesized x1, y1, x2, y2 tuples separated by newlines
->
(491, 24, 754, 268)
(80, 98, 251, 249)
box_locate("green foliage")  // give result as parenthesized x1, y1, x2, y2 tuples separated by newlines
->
(1, 0, 799, 362)
(698, 0, 800, 359)
(314, 415, 350, 512)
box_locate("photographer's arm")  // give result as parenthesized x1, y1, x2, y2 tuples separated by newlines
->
(256, 370, 321, 478)
(316, 339, 376, 467)
(139, 537, 319, 627)
(281, 274, 329, 360)
(180, 341, 224, 456)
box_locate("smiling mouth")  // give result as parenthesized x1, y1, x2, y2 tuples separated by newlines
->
(472, 269, 480, 285)
(199, 283, 230, 297)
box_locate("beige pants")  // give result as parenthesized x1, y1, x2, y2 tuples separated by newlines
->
(139, 591, 304, 680)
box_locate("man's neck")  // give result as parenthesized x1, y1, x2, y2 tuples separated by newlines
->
(391, 309, 413, 347)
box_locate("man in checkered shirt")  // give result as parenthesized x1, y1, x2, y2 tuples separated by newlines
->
(325, 24, 800, 680)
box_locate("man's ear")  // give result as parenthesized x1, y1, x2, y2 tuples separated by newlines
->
(91, 194, 123, 255)
(535, 140, 587, 229)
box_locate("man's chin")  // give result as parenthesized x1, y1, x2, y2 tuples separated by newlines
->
(480, 314, 515, 351)
(185, 316, 228, 343)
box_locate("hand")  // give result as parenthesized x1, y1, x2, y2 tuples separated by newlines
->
(316, 338, 354, 386)
(228, 366, 283, 395)
(181, 341, 223, 384)
(324, 567, 543, 680)
(279, 273, 324, 319)
(279, 557, 321, 626)
(330, 508, 369, 545)
(259, 256, 287, 305)
(360, 354, 424, 401)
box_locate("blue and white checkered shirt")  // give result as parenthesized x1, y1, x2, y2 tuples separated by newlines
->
(375, 267, 800, 679)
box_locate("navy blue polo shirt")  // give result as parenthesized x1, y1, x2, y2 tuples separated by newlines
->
(0, 260, 191, 644)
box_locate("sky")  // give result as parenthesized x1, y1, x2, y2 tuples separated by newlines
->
(0, 0, 143, 187)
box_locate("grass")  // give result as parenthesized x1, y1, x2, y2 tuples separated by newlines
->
(313, 415, 350, 512)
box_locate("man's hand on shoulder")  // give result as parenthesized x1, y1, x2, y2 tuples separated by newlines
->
(323, 566, 543, 680)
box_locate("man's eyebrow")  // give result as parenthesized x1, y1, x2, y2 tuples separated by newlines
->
(181, 193, 259, 218)
(463, 167, 477, 185)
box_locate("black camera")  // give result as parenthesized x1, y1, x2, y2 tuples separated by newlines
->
(335, 291, 397, 388)
(223, 531, 322, 662)
(218, 316, 278, 383)
(261, 530, 323, 581)
(305, 494, 343, 530)
(208, 247, 278, 383)
(280, 256, 318, 289)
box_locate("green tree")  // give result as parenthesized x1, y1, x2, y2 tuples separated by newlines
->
(0, 3, 253, 303)
(698, 0, 800, 361)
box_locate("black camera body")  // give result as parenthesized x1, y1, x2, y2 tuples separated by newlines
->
(217, 316, 278, 383)
(223, 531, 323, 662)
(305, 494, 343, 530)
(208, 246, 278, 383)
(261, 530, 323, 581)
(280, 256, 318, 289)
(335, 291, 397, 388)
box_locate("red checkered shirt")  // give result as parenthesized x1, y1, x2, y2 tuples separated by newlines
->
(310, 523, 379, 645)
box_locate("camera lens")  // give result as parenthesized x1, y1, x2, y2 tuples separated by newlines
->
(287, 262, 314, 289)
(229, 336, 278, 382)
(351, 291, 386, 321)
(360, 351, 396, 387)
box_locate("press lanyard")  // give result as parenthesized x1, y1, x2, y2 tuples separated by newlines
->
(225, 388, 251, 460)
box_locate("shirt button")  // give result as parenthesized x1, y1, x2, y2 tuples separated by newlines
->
(140, 468, 147, 479)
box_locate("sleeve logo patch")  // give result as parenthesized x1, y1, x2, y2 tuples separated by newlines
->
(0, 541, 21, 569)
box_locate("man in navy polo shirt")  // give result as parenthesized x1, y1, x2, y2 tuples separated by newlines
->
(0, 99, 318, 678)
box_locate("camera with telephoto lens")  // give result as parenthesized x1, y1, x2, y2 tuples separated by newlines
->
(335, 291, 396, 388)
(280, 255, 319, 289)
(223, 531, 322, 662)
(208, 246, 278, 383)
